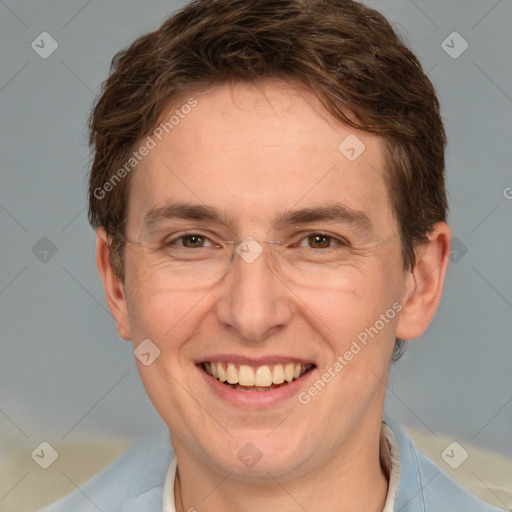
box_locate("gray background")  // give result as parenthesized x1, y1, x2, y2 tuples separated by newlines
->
(1, 0, 511, 495)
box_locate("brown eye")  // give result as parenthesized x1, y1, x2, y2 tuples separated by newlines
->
(307, 234, 332, 248)
(181, 234, 206, 248)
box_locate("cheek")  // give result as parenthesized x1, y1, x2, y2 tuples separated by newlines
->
(123, 253, 195, 333)
(316, 254, 404, 355)
(126, 286, 203, 344)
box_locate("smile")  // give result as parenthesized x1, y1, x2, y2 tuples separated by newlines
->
(201, 361, 315, 392)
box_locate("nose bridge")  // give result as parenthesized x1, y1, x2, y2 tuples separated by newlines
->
(215, 237, 291, 340)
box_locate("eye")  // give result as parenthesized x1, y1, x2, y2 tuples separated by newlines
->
(297, 233, 346, 249)
(163, 233, 215, 249)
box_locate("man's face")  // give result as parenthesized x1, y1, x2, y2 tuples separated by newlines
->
(119, 80, 408, 478)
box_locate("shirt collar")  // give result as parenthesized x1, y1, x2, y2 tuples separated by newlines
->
(162, 455, 178, 512)
(162, 422, 401, 512)
(381, 422, 402, 512)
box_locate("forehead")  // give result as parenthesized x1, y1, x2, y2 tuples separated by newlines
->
(127, 80, 394, 234)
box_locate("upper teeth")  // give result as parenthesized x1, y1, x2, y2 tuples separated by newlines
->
(203, 362, 312, 387)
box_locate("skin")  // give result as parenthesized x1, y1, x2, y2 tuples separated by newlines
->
(96, 79, 450, 512)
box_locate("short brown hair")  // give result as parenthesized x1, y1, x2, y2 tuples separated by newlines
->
(88, 0, 448, 357)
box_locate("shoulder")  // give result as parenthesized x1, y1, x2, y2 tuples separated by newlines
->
(37, 434, 173, 512)
(388, 421, 506, 512)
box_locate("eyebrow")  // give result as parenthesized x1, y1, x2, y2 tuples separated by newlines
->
(272, 204, 373, 234)
(143, 201, 372, 235)
(144, 202, 228, 227)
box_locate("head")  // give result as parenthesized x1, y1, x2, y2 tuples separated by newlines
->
(90, 0, 450, 479)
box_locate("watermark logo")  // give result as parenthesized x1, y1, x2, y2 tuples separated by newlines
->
(134, 338, 161, 366)
(236, 237, 263, 264)
(441, 32, 468, 59)
(31, 32, 58, 59)
(338, 134, 366, 162)
(237, 442, 262, 467)
(32, 237, 58, 263)
(31, 441, 59, 469)
(449, 237, 468, 264)
(441, 441, 469, 469)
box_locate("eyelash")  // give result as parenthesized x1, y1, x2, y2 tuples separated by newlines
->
(162, 232, 349, 249)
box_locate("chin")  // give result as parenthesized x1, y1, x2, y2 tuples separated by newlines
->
(199, 432, 307, 480)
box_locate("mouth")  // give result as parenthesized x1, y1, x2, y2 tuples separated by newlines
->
(200, 361, 315, 392)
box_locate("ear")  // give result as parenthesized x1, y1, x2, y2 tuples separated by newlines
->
(396, 222, 451, 340)
(96, 228, 131, 340)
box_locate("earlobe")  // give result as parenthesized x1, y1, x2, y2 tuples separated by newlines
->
(395, 222, 451, 341)
(96, 229, 132, 340)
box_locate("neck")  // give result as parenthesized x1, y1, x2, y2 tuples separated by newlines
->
(172, 420, 389, 512)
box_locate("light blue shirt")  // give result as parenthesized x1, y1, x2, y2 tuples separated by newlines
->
(38, 420, 505, 511)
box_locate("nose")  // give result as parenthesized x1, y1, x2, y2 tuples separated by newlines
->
(214, 239, 292, 342)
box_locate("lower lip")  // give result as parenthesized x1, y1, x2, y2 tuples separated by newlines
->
(197, 364, 317, 408)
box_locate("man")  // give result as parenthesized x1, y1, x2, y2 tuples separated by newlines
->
(40, 0, 505, 510)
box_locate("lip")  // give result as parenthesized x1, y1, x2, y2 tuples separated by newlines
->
(196, 362, 317, 408)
